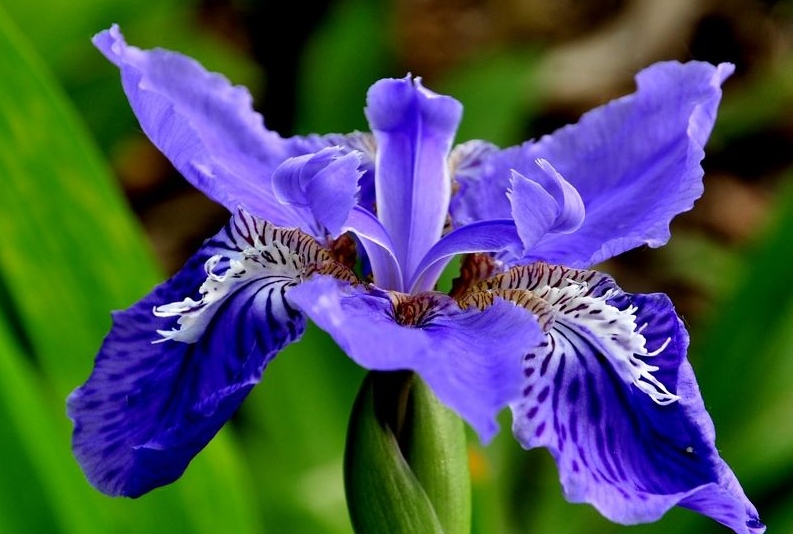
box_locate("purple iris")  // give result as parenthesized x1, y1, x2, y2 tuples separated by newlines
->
(67, 24, 764, 533)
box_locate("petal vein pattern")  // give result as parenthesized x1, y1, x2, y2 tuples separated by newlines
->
(472, 263, 678, 405)
(66, 209, 348, 497)
(154, 215, 307, 344)
(498, 263, 763, 533)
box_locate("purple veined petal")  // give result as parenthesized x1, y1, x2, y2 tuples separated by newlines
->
(451, 61, 733, 267)
(93, 25, 316, 222)
(366, 76, 463, 286)
(669, 361, 765, 534)
(287, 276, 545, 443)
(408, 219, 522, 293)
(67, 210, 312, 497)
(505, 264, 763, 532)
(342, 206, 404, 291)
(272, 147, 363, 238)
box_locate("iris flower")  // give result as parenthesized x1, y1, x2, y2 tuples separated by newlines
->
(68, 25, 764, 533)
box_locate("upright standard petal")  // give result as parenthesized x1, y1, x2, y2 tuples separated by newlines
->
(66, 211, 329, 497)
(287, 276, 545, 442)
(94, 25, 313, 223)
(365, 76, 463, 287)
(502, 264, 763, 533)
(451, 61, 733, 267)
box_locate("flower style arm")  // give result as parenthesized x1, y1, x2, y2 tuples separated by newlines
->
(408, 219, 521, 293)
(409, 158, 584, 293)
(341, 206, 404, 291)
(271, 146, 364, 239)
(508, 159, 585, 254)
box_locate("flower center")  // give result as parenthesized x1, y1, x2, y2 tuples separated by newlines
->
(389, 292, 446, 327)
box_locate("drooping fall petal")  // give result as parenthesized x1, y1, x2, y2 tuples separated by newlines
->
(68, 211, 317, 496)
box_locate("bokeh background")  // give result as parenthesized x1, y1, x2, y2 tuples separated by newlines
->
(1, 0, 792, 532)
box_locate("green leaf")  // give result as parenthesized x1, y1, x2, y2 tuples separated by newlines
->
(244, 324, 362, 534)
(689, 173, 793, 530)
(694, 172, 793, 437)
(0, 318, 106, 534)
(0, 6, 260, 533)
(0, 5, 160, 394)
(295, 0, 391, 135)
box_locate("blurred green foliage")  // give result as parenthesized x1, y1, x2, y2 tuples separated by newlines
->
(0, 4, 261, 533)
(1, 0, 791, 533)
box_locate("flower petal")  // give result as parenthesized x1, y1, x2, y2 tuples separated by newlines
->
(451, 61, 733, 267)
(366, 76, 463, 286)
(66, 211, 316, 497)
(287, 277, 545, 442)
(93, 25, 312, 223)
(272, 147, 363, 238)
(506, 265, 763, 532)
